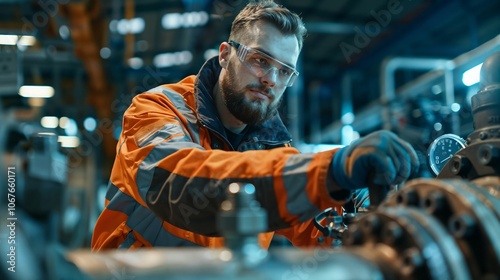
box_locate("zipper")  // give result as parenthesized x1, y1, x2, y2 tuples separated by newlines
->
(200, 121, 235, 151)
(200, 119, 291, 151)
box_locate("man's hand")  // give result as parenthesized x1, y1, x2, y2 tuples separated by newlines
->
(331, 130, 419, 190)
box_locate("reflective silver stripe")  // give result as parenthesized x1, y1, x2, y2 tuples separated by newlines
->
(136, 122, 192, 148)
(147, 85, 166, 94)
(137, 141, 203, 200)
(282, 154, 321, 222)
(134, 87, 204, 201)
(106, 183, 198, 247)
(161, 89, 200, 144)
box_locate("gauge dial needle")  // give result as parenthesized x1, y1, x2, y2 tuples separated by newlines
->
(442, 155, 452, 162)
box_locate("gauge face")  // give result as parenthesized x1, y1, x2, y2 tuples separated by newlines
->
(428, 134, 466, 176)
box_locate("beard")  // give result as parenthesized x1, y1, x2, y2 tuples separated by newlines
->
(220, 62, 282, 125)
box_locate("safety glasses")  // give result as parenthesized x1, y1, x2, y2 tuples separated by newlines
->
(229, 40, 299, 87)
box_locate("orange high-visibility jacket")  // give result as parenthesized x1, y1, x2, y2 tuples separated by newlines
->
(91, 58, 350, 250)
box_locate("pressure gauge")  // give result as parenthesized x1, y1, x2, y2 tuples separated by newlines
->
(428, 134, 466, 176)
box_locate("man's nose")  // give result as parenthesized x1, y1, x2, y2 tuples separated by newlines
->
(260, 67, 278, 87)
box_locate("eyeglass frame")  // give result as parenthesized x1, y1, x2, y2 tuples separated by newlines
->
(228, 40, 299, 87)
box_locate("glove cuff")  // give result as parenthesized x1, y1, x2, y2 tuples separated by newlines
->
(330, 146, 357, 191)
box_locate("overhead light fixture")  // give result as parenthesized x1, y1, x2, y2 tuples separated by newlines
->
(17, 36, 36, 46)
(451, 103, 461, 112)
(127, 57, 144, 69)
(84, 117, 97, 132)
(59, 116, 69, 129)
(109, 17, 145, 35)
(63, 118, 78, 136)
(341, 112, 355, 124)
(100, 47, 112, 59)
(58, 136, 80, 148)
(0, 35, 37, 46)
(462, 63, 482, 86)
(41, 116, 59, 128)
(0, 35, 19, 45)
(19, 85, 54, 98)
(161, 11, 209, 30)
(153, 51, 192, 68)
(59, 25, 70, 39)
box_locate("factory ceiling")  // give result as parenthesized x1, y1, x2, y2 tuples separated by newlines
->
(1, 0, 500, 147)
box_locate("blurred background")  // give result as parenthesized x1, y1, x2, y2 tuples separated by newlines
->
(0, 0, 499, 250)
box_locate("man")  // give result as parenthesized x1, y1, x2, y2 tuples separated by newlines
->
(92, 0, 418, 250)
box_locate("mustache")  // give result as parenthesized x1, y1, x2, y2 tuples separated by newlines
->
(247, 84, 273, 97)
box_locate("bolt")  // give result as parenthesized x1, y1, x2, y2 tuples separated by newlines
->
(448, 213, 477, 238)
(401, 248, 424, 276)
(477, 144, 500, 166)
(422, 191, 446, 215)
(479, 131, 488, 140)
(397, 189, 419, 206)
(450, 155, 471, 175)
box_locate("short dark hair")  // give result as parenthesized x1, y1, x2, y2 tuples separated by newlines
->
(229, 0, 307, 50)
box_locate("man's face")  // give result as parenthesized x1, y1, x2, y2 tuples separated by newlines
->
(220, 21, 300, 125)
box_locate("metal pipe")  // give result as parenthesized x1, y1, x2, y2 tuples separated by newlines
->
(397, 35, 500, 101)
(380, 57, 451, 130)
(321, 35, 500, 142)
(341, 72, 354, 145)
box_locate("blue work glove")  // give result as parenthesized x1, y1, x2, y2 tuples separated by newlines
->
(331, 130, 419, 190)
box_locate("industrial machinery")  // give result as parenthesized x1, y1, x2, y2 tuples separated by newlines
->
(0, 48, 472, 280)
(3, 53, 498, 279)
(311, 52, 500, 279)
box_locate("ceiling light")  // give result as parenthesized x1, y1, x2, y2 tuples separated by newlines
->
(64, 118, 78, 136)
(161, 11, 208, 30)
(41, 116, 59, 128)
(111, 17, 145, 35)
(0, 35, 37, 47)
(462, 63, 482, 86)
(153, 51, 192, 68)
(0, 35, 19, 45)
(100, 47, 111, 59)
(84, 117, 97, 132)
(341, 112, 355, 124)
(59, 116, 69, 128)
(128, 57, 144, 69)
(58, 136, 80, 148)
(17, 36, 36, 46)
(162, 13, 182, 29)
(451, 103, 461, 112)
(19, 85, 54, 98)
(59, 25, 70, 39)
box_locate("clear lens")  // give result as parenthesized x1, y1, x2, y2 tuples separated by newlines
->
(231, 41, 298, 87)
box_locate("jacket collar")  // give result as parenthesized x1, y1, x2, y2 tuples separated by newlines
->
(194, 56, 292, 145)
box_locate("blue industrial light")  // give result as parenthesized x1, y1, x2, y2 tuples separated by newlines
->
(462, 63, 482, 86)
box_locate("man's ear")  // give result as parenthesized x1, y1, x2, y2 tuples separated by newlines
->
(219, 42, 231, 68)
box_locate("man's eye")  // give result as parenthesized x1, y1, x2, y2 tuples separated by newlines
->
(280, 68, 292, 76)
(254, 57, 270, 67)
